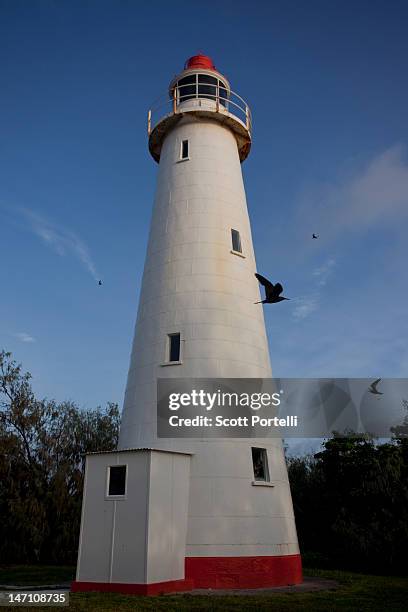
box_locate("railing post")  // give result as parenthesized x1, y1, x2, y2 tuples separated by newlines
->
(216, 83, 219, 112)
(246, 106, 250, 130)
(147, 110, 151, 135)
(173, 87, 177, 114)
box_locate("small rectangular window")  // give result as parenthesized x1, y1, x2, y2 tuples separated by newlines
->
(181, 139, 189, 160)
(168, 333, 181, 362)
(231, 229, 242, 253)
(108, 465, 127, 496)
(252, 448, 270, 482)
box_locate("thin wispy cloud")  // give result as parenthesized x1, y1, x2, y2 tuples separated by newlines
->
(298, 144, 408, 237)
(313, 258, 336, 286)
(293, 257, 336, 320)
(19, 208, 99, 280)
(15, 332, 36, 343)
(341, 145, 408, 227)
(292, 295, 319, 320)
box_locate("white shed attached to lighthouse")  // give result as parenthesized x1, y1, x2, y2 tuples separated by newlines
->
(73, 54, 302, 594)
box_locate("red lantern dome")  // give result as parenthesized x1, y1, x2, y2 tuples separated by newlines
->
(184, 54, 216, 70)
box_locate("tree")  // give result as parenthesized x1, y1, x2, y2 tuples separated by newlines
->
(287, 433, 408, 574)
(0, 350, 120, 564)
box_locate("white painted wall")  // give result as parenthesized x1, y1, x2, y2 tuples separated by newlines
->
(76, 449, 191, 584)
(119, 111, 299, 558)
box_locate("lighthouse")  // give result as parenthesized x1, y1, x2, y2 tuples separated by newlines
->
(73, 55, 302, 594)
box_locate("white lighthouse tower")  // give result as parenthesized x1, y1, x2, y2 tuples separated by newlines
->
(73, 54, 302, 594)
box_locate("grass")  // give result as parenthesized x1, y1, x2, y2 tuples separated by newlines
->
(0, 567, 407, 611)
(0, 565, 74, 586)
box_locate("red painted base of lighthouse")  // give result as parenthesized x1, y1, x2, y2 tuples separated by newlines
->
(186, 554, 302, 589)
(71, 554, 302, 595)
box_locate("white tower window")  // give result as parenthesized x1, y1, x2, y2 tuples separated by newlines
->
(180, 139, 189, 160)
(168, 332, 181, 363)
(251, 448, 270, 482)
(231, 229, 242, 253)
(107, 465, 127, 497)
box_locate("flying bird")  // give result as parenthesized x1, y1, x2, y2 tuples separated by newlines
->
(312, 233, 319, 239)
(98, 280, 102, 286)
(368, 378, 383, 395)
(254, 273, 290, 304)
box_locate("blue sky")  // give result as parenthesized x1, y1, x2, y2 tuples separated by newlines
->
(1, 0, 408, 410)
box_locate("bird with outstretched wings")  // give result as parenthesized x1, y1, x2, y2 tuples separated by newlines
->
(254, 273, 289, 304)
(368, 378, 383, 395)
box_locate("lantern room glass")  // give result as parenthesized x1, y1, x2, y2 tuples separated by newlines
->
(175, 73, 229, 107)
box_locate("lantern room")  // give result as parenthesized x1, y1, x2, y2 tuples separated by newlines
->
(148, 54, 252, 163)
(169, 54, 230, 108)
